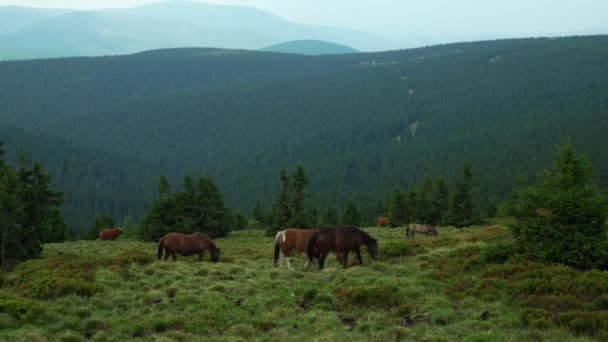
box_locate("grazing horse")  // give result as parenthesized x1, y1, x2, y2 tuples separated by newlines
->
(99, 228, 123, 241)
(377, 217, 388, 227)
(406, 223, 438, 240)
(157, 232, 220, 262)
(306, 226, 378, 270)
(274, 228, 342, 270)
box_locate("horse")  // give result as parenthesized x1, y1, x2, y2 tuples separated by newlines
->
(306, 225, 378, 270)
(377, 217, 388, 227)
(157, 232, 220, 262)
(406, 223, 438, 240)
(273, 228, 342, 270)
(99, 228, 123, 241)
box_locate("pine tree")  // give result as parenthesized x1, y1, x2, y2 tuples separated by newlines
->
(512, 140, 608, 269)
(289, 164, 309, 228)
(323, 207, 339, 225)
(122, 216, 137, 239)
(268, 169, 291, 235)
(341, 199, 362, 226)
(252, 200, 268, 226)
(157, 176, 171, 199)
(446, 161, 480, 227)
(435, 178, 449, 221)
(0, 156, 24, 267)
(388, 189, 407, 227)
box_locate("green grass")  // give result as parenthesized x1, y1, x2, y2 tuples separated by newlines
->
(0, 220, 605, 341)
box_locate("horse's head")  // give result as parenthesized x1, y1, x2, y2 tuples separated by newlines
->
(367, 238, 378, 260)
(117, 228, 123, 235)
(211, 247, 221, 263)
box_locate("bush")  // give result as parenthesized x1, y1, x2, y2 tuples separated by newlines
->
(478, 242, 514, 265)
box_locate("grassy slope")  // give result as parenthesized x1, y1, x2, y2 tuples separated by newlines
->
(0, 222, 605, 341)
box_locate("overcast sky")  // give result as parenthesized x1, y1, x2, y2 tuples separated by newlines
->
(1, 0, 607, 36)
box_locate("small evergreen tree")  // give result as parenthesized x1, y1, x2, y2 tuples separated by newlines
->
(388, 189, 407, 227)
(122, 216, 138, 239)
(341, 199, 362, 226)
(446, 161, 480, 227)
(252, 200, 268, 226)
(511, 140, 608, 269)
(268, 169, 292, 236)
(323, 207, 339, 225)
(289, 164, 309, 228)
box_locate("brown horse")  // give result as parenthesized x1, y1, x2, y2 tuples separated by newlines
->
(157, 232, 220, 262)
(306, 226, 378, 270)
(99, 228, 123, 241)
(406, 223, 438, 240)
(273, 229, 342, 270)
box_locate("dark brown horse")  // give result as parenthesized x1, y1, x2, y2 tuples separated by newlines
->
(306, 226, 378, 270)
(157, 232, 220, 262)
(274, 228, 342, 270)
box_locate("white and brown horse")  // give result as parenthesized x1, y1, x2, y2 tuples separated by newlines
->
(406, 223, 439, 240)
(274, 228, 345, 270)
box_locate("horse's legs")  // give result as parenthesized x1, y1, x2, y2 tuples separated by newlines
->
(172, 253, 177, 262)
(163, 250, 170, 261)
(286, 256, 294, 271)
(342, 252, 349, 269)
(319, 252, 328, 270)
(198, 250, 205, 261)
(355, 248, 363, 265)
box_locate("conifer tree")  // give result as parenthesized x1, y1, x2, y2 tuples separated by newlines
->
(324, 207, 339, 225)
(268, 169, 292, 235)
(289, 164, 309, 228)
(388, 189, 407, 227)
(512, 140, 608, 269)
(446, 161, 480, 227)
(341, 199, 362, 226)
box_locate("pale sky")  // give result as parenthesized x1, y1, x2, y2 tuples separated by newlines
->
(1, 0, 607, 36)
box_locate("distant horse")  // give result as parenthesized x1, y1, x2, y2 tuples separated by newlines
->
(406, 224, 438, 240)
(99, 228, 123, 241)
(377, 217, 388, 227)
(306, 226, 378, 270)
(157, 232, 220, 262)
(274, 228, 342, 270)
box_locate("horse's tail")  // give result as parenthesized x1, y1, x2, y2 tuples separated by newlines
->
(273, 231, 285, 266)
(157, 237, 165, 260)
(306, 230, 320, 261)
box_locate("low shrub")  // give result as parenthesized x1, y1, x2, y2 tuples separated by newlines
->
(478, 242, 514, 265)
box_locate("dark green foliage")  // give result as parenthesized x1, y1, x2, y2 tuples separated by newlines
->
(388, 190, 407, 227)
(269, 169, 291, 234)
(121, 217, 138, 240)
(510, 140, 608, 270)
(289, 164, 309, 228)
(251, 200, 269, 226)
(139, 175, 232, 241)
(0, 142, 66, 266)
(341, 199, 362, 226)
(267, 165, 311, 235)
(478, 242, 514, 265)
(323, 207, 339, 225)
(85, 215, 116, 240)
(446, 162, 481, 227)
(1, 37, 608, 232)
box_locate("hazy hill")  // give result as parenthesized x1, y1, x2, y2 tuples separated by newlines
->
(1, 36, 607, 232)
(261, 40, 358, 55)
(0, 1, 386, 60)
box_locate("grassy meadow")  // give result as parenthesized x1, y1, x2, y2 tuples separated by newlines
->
(1, 220, 607, 341)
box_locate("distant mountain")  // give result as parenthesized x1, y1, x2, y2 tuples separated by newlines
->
(0, 6, 67, 35)
(261, 40, 358, 55)
(0, 1, 387, 60)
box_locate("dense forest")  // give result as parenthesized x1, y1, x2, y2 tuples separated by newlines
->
(1, 36, 607, 234)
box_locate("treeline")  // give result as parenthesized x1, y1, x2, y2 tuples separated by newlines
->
(0, 142, 68, 267)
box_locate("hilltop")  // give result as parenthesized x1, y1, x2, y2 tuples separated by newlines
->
(261, 40, 358, 55)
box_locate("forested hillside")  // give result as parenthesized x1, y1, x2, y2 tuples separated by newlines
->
(1, 36, 607, 233)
